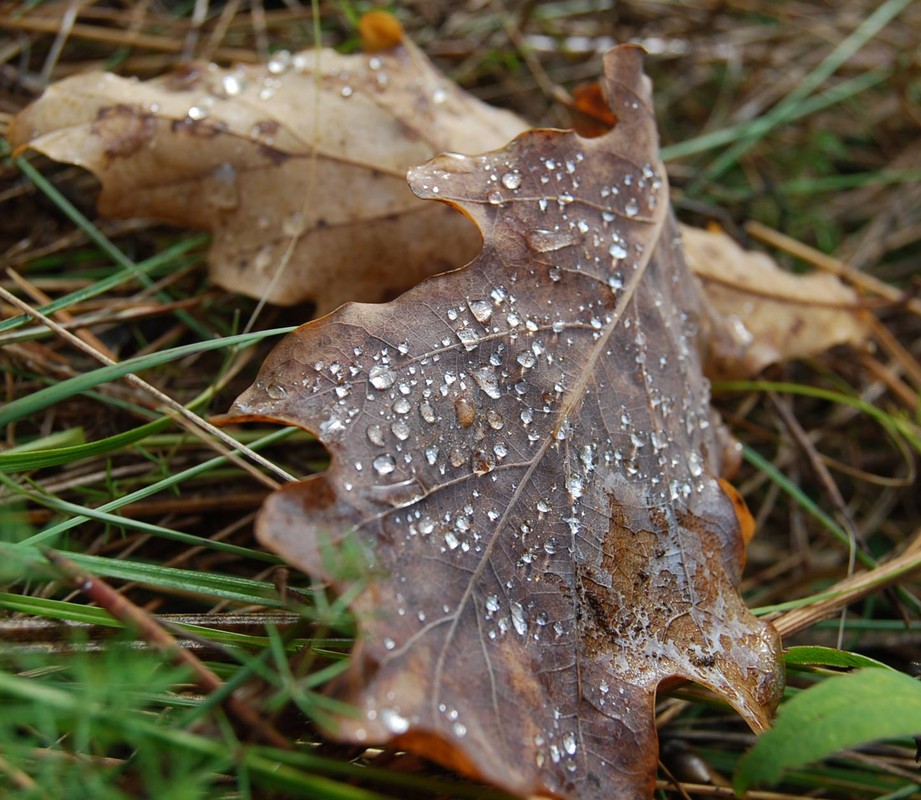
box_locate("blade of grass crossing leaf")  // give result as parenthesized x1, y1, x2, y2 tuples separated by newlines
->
(1, 474, 277, 562)
(14, 156, 214, 340)
(1, 543, 285, 608)
(0, 326, 295, 427)
(688, 0, 914, 190)
(0, 234, 207, 337)
(12, 426, 294, 547)
(0, 417, 169, 472)
(734, 669, 921, 792)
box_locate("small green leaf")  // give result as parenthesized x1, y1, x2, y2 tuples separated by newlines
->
(735, 669, 921, 793)
(784, 645, 894, 671)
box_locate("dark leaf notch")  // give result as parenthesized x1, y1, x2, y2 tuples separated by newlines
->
(227, 46, 783, 800)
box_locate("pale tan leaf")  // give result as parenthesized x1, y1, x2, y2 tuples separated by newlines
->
(9, 40, 527, 312)
(682, 225, 870, 378)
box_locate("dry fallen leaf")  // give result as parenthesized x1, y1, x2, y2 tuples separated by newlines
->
(224, 46, 783, 800)
(9, 24, 526, 312)
(682, 225, 870, 378)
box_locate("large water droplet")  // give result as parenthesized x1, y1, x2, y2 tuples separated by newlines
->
(510, 602, 528, 636)
(391, 420, 410, 440)
(369, 364, 396, 390)
(625, 198, 639, 217)
(265, 383, 287, 400)
(527, 229, 576, 253)
(472, 365, 501, 399)
(410, 400, 431, 425)
(366, 424, 385, 446)
(609, 242, 628, 260)
(501, 172, 522, 190)
(468, 299, 492, 323)
(563, 731, 577, 755)
(457, 327, 479, 350)
(380, 708, 409, 734)
(372, 454, 396, 475)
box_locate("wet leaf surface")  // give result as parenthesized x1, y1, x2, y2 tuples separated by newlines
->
(9, 31, 526, 312)
(224, 46, 783, 800)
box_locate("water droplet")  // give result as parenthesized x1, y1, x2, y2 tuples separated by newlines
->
(392, 397, 411, 414)
(609, 242, 628, 260)
(340, 85, 353, 98)
(391, 420, 410, 440)
(625, 198, 639, 217)
(419, 401, 436, 423)
(444, 531, 460, 550)
(472, 366, 501, 399)
(688, 451, 704, 477)
(487, 410, 504, 430)
(367, 424, 385, 446)
(417, 516, 434, 535)
(383, 636, 396, 650)
(369, 364, 396, 390)
(457, 327, 479, 350)
(517, 350, 536, 369)
(567, 474, 584, 500)
(548, 266, 562, 282)
(267, 50, 291, 74)
(485, 594, 500, 614)
(537, 498, 551, 513)
(450, 448, 465, 468)
(265, 383, 287, 400)
(471, 449, 496, 475)
(432, 87, 447, 104)
(520, 408, 534, 425)
(222, 74, 244, 96)
(501, 172, 522, 190)
(563, 732, 577, 755)
(454, 396, 476, 428)
(452, 721, 467, 737)
(511, 602, 528, 636)
(380, 708, 409, 734)
(468, 299, 492, 323)
(527, 229, 576, 253)
(425, 445, 439, 465)
(373, 454, 396, 475)
(488, 190, 504, 205)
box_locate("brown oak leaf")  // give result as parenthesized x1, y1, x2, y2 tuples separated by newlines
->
(9, 30, 526, 313)
(224, 46, 783, 800)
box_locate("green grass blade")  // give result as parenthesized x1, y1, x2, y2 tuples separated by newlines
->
(0, 326, 295, 427)
(734, 669, 921, 793)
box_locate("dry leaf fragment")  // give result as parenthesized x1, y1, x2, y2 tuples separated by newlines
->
(224, 46, 783, 800)
(9, 31, 527, 312)
(682, 225, 870, 378)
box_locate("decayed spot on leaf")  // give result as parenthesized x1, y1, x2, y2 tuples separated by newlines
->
(682, 225, 870, 378)
(225, 47, 783, 800)
(9, 30, 526, 312)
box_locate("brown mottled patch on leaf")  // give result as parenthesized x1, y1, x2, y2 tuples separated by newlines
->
(223, 46, 783, 800)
